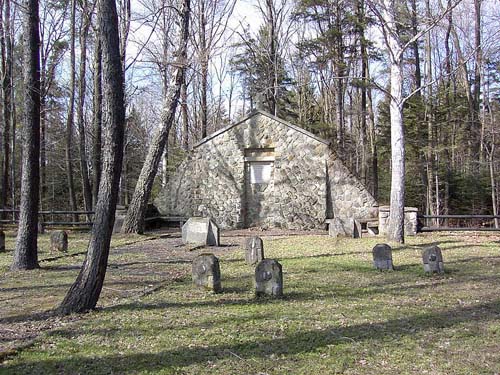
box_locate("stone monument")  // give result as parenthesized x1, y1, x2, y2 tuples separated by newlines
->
(422, 245, 444, 274)
(372, 243, 394, 271)
(245, 236, 264, 265)
(192, 253, 222, 293)
(182, 217, 220, 246)
(50, 230, 68, 253)
(255, 259, 283, 297)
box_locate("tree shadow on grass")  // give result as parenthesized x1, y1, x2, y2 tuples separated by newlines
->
(3, 299, 500, 374)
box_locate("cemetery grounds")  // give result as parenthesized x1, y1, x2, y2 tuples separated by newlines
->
(0, 229, 499, 374)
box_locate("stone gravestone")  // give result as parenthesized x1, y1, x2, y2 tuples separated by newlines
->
(182, 217, 220, 246)
(422, 245, 444, 274)
(192, 253, 222, 293)
(0, 231, 5, 252)
(113, 206, 128, 234)
(245, 236, 264, 265)
(50, 230, 68, 253)
(255, 259, 283, 297)
(372, 243, 394, 271)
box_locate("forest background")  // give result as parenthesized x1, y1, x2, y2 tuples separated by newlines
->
(0, 0, 498, 221)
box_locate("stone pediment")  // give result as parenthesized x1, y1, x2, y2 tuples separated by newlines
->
(193, 110, 330, 150)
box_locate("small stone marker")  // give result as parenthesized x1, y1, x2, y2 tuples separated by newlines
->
(255, 259, 283, 297)
(422, 245, 444, 274)
(372, 243, 393, 271)
(182, 217, 220, 246)
(0, 231, 5, 252)
(245, 236, 264, 265)
(192, 253, 222, 293)
(50, 230, 68, 253)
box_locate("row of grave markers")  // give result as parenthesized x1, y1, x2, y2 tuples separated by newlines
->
(192, 237, 445, 297)
(192, 236, 284, 297)
(373, 243, 445, 274)
(0, 229, 68, 254)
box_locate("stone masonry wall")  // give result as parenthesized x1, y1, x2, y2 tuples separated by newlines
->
(155, 111, 378, 230)
(326, 152, 379, 235)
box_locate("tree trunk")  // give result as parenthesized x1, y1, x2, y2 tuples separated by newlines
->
(77, 3, 93, 218)
(1, 0, 12, 214)
(121, 0, 190, 234)
(381, 0, 405, 243)
(473, 0, 482, 164)
(58, 0, 125, 314)
(92, 38, 102, 209)
(65, 0, 78, 221)
(199, 0, 208, 138)
(181, 76, 189, 150)
(12, 0, 40, 270)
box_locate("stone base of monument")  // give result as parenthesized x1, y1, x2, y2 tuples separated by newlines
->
(326, 218, 347, 237)
(182, 217, 220, 246)
(50, 230, 68, 253)
(245, 236, 264, 265)
(192, 253, 222, 293)
(422, 245, 444, 274)
(255, 259, 283, 297)
(372, 243, 394, 271)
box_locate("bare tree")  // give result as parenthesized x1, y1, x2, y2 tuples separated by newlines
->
(12, 0, 41, 270)
(64, 0, 78, 220)
(58, 0, 126, 314)
(192, 0, 235, 137)
(0, 0, 13, 213)
(92, 38, 102, 208)
(121, 0, 191, 234)
(76, 0, 94, 217)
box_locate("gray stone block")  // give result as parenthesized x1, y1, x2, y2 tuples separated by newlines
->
(372, 243, 393, 271)
(182, 217, 220, 246)
(192, 253, 222, 293)
(245, 236, 264, 265)
(113, 215, 125, 234)
(50, 230, 68, 253)
(0, 231, 5, 252)
(422, 245, 444, 274)
(326, 218, 346, 237)
(255, 259, 283, 297)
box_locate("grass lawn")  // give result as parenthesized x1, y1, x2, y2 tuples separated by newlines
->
(1, 230, 499, 374)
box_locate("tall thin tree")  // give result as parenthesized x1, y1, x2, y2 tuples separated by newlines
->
(12, 0, 41, 270)
(121, 0, 191, 234)
(59, 0, 126, 314)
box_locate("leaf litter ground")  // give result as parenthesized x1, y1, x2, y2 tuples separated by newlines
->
(0, 229, 499, 374)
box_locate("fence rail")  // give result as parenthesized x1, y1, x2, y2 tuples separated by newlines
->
(418, 214, 500, 232)
(0, 208, 94, 227)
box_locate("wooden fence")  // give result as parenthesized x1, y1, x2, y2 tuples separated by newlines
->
(419, 215, 500, 232)
(0, 209, 94, 227)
